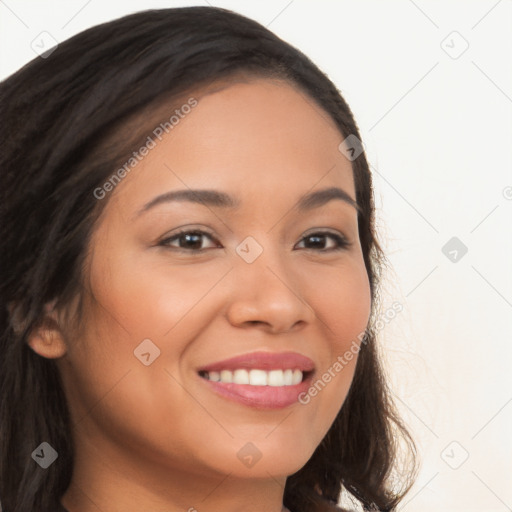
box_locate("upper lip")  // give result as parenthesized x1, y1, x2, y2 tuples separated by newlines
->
(197, 351, 315, 373)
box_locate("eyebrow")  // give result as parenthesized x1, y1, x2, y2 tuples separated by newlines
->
(135, 186, 361, 219)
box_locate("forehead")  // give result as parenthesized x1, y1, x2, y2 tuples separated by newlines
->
(104, 78, 356, 216)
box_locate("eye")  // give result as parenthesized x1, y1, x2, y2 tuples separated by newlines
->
(158, 229, 219, 252)
(158, 229, 351, 253)
(295, 231, 351, 252)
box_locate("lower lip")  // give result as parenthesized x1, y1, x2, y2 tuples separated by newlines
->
(198, 373, 313, 410)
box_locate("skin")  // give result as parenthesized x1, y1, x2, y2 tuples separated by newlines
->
(28, 78, 372, 512)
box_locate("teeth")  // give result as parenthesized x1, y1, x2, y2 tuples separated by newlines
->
(202, 368, 305, 386)
(220, 370, 233, 383)
(249, 369, 267, 386)
(233, 369, 249, 384)
(208, 371, 221, 382)
(268, 370, 284, 386)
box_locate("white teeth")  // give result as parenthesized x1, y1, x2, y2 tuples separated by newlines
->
(249, 369, 267, 386)
(220, 370, 233, 383)
(202, 368, 305, 386)
(267, 369, 284, 387)
(233, 369, 249, 384)
(292, 369, 302, 385)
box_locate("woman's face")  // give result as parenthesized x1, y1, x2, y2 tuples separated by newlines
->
(55, 78, 371, 492)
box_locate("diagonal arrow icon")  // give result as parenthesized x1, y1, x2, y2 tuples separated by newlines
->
(237, 441, 262, 467)
(134, 339, 161, 366)
(31, 442, 58, 468)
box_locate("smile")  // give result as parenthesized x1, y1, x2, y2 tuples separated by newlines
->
(196, 350, 317, 409)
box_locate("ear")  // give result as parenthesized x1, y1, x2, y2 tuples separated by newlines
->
(9, 300, 68, 359)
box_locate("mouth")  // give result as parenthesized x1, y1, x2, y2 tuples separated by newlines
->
(196, 351, 316, 409)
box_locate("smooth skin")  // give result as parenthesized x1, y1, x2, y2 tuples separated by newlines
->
(28, 78, 372, 512)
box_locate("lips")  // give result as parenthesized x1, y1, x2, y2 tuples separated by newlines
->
(196, 351, 316, 409)
(196, 351, 315, 373)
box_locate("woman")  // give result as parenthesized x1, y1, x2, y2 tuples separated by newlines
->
(0, 6, 417, 512)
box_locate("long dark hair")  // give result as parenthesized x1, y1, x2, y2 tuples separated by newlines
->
(0, 6, 417, 512)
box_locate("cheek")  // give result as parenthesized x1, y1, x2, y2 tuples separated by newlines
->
(88, 243, 231, 343)
(311, 259, 372, 349)
(298, 260, 371, 438)
(63, 251, 225, 468)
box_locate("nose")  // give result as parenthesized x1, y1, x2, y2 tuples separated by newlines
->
(225, 246, 316, 334)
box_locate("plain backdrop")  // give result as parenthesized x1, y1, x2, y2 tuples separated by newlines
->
(1, 1, 511, 511)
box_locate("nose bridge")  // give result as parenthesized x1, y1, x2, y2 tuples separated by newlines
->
(234, 233, 288, 288)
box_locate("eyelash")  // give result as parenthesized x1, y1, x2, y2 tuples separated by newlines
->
(158, 229, 351, 253)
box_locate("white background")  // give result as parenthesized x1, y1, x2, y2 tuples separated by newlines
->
(1, 1, 511, 511)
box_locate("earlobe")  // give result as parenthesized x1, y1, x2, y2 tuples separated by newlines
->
(27, 315, 68, 359)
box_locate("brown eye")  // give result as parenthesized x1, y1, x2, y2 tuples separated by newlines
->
(295, 232, 351, 252)
(159, 230, 219, 251)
